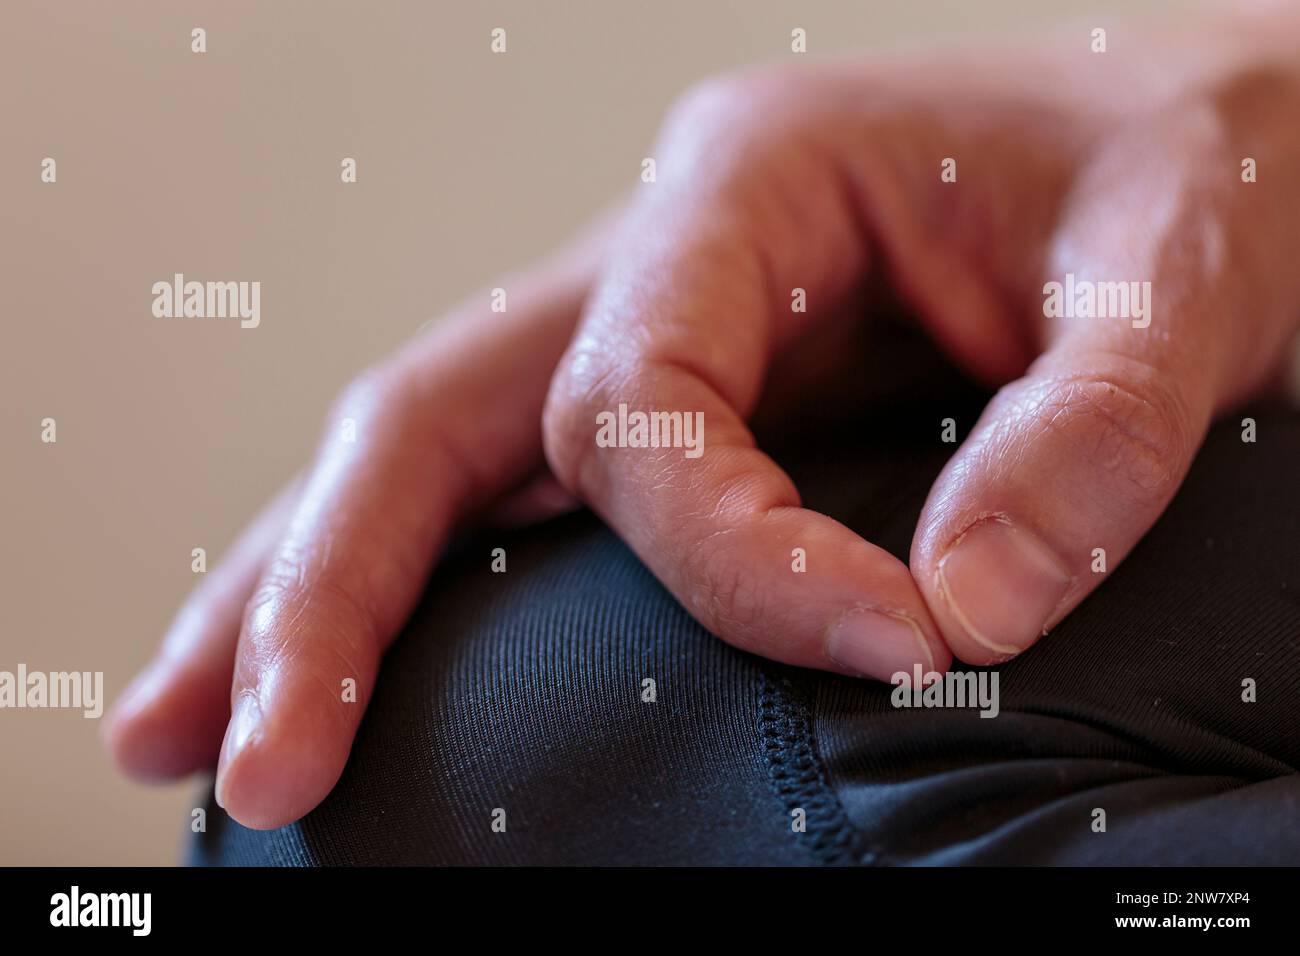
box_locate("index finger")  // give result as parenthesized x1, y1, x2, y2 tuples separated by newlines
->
(543, 94, 949, 682)
(215, 219, 612, 829)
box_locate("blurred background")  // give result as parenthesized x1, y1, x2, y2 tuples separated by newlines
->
(2, 0, 1180, 864)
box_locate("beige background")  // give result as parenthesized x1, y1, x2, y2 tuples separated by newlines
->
(2, 0, 1179, 865)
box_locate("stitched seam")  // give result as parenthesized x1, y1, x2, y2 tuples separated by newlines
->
(758, 670, 876, 865)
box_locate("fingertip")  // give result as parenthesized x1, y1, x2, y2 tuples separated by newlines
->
(214, 689, 351, 831)
(103, 661, 228, 781)
(824, 606, 951, 683)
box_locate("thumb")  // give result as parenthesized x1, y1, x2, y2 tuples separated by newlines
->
(912, 99, 1299, 664)
(913, 344, 1207, 664)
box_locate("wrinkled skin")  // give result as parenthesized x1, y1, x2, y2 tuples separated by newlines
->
(104, 7, 1300, 830)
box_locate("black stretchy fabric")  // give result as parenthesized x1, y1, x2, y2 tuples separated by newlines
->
(190, 333, 1300, 866)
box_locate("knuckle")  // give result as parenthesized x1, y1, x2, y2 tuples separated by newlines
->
(246, 557, 381, 675)
(329, 365, 404, 430)
(656, 72, 793, 188)
(663, 72, 755, 136)
(1034, 373, 1194, 503)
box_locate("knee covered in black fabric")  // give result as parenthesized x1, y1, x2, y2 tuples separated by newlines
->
(191, 391, 1300, 866)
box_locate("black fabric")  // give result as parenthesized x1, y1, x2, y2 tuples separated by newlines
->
(190, 349, 1300, 866)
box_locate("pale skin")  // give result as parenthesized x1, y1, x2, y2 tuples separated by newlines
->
(104, 6, 1300, 829)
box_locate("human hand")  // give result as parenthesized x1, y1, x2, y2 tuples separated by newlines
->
(104, 8, 1300, 830)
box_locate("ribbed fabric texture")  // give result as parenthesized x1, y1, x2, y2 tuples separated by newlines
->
(191, 368, 1299, 866)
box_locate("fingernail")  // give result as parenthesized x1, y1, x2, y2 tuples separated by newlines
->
(215, 693, 262, 810)
(826, 608, 935, 681)
(937, 517, 1071, 657)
